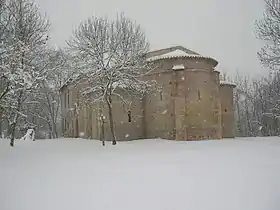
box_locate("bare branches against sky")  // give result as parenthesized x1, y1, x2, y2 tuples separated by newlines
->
(35, 0, 265, 76)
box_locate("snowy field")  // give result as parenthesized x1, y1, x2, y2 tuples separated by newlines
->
(1, 137, 280, 210)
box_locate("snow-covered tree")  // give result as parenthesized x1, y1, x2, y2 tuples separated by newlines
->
(254, 73, 280, 136)
(232, 70, 280, 137)
(254, 0, 280, 136)
(68, 13, 155, 145)
(233, 73, 258, 137)
(256, 0, 280, 70)
(0, 0, 13, 105)
(0, 0, 50, 146)
(24, 48, 77, 139)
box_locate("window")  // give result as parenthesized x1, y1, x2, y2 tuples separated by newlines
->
(160, 90, 163, 100)
(128, 111, 132, 122)
(67, 91, 70, 107)
(224, 109, 228, 113)
(62, 118, 65, 131)
(64, 118, 67, 130)
(198, 89, 201, 101)
(64, 92, 67, 108)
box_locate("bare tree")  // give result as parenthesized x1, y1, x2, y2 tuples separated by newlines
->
(68, 13, 155, 145)
(257, 72, 280, 135)
(234, 74, 256, 136)
(25, 48, 76, 139)
(0, 0, 50, 146)
(0, 0, 13, 105)
(256, 0, 280, 70)
(231, 69, 280, 137)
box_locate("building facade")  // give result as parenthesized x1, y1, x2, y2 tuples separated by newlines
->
(60, 46, 236, 141)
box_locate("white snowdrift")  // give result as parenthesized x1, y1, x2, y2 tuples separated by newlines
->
(0, 137, 280, 210)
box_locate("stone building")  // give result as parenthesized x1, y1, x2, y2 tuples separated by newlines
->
(60, 46, 236, 141)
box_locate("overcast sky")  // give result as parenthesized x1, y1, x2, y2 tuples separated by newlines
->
(35, 0, 266, 77)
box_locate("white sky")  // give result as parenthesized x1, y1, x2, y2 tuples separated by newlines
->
(35, 0, 266, 77)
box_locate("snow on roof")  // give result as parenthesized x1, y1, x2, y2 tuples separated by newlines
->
(161, 49, 194, 57)
(172, 64, 185, 70)
(146, 49, 214, 62)
(220, 81, 236, 87)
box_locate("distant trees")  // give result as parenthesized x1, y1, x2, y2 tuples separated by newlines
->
(241, 0, 280, 137)
(24, 48, 75, 139)
(232, 71, 280, 137)
(68, 13, 155, 145)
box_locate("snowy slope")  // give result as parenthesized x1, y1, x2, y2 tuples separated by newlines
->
(1, 137, 280, 210)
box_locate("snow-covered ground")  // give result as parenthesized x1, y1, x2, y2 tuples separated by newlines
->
(1, 137, 280, 210)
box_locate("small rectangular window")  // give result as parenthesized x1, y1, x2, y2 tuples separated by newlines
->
(62, 118, 65, 130)
(64, 93, 67, 108)
(67, 91, 70, 107)
(128, 111, 132, 122)
(64, 118, 67, 130)
(198, 89, 201, 101)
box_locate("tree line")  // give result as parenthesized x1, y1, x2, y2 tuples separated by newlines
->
(227, 71, 280, 137)
(233, 0, 280, 137)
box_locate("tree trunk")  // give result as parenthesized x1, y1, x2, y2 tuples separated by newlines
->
(48, 130, 51, 139)
(53, 125, 58, 138)
(9, 89, 23, 147)
(50, 96, 58, 139)
(9, 122, 16, 147)
(245, 98, 252, 136)
(234, 94, 242, 136)
(99, 107, 105, 146)
(106, 96, 116, 145)
(9, 112, 20, 147)
(47, 119, 52, 139)
(101, 118, 105, 146)
(9, 44, 25, 147)
(51, 118, 58, 138)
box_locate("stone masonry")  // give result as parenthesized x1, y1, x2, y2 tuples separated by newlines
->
(60, 46, 236, 141)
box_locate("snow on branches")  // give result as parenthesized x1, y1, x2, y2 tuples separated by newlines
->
(0, 0, 50, 146)
(68, 13, 155, 105)
(68, 13, 156, 145)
